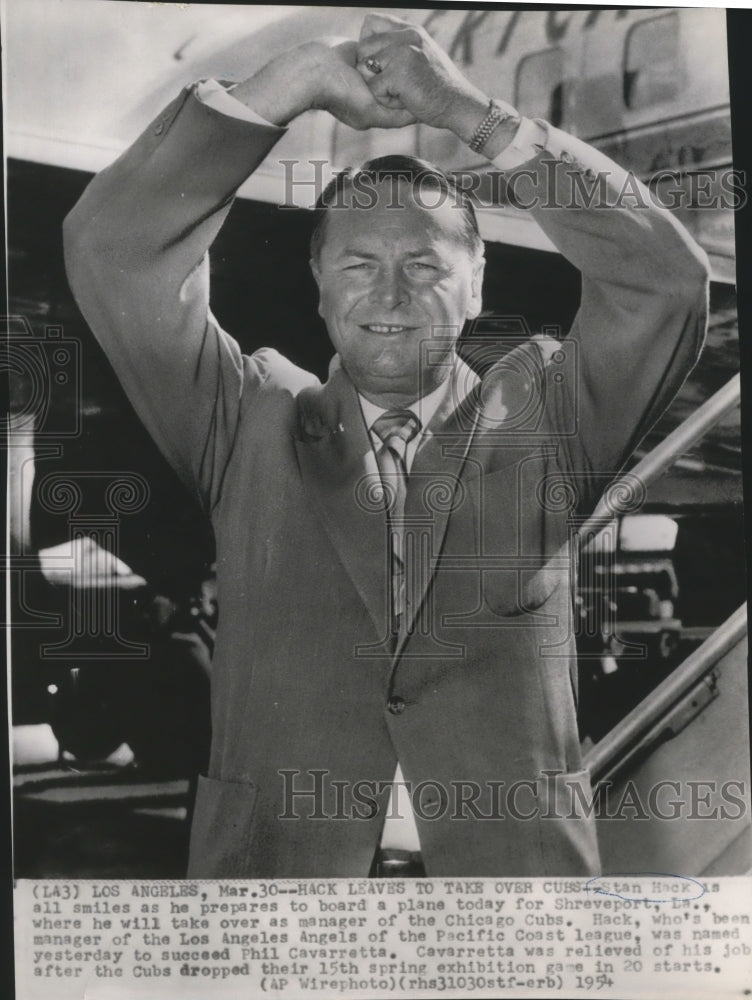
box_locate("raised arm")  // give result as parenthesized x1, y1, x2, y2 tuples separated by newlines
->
(506, 125, 709, 477)
(63, 40, 414, 510)
(357, 14, 710, 477)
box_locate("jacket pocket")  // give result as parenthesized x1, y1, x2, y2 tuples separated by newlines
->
(535, 767, 602, 876)
(187, 774, 259, 878)
(483, 566, 563, 618)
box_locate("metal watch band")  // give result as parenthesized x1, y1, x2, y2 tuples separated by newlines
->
(468, 99, 513, 154)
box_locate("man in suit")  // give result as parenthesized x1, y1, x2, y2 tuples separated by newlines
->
(63, 14, 709, 877)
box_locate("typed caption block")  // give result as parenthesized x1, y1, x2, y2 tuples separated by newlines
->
(15, 876, 752, 998)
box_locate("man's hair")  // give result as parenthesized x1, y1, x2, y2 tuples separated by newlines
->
(309, 154, 484, 261)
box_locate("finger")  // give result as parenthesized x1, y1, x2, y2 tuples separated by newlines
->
(338, 101, 416, 130)
(357, 46, 409, 109)
(356, 43, 390, 78)
(357, 31, 408, 61)
(368, 105, 417, 128)
(330, 38, 358, 64)
(359, 54, 387, 78)
(360, 12, 412, 40)
(351, 60, 405, 109)
(344, 76, 414, 125)
(353, 78, 411, 118)
(365, 75, 406, 111)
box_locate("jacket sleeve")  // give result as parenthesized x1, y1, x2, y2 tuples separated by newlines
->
(494, 119, 710, 496)
(63, 86, 287, 511)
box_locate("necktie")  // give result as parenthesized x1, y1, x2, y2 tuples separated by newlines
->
(372, 410, 421, 630)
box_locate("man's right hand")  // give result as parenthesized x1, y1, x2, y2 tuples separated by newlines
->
(229, 39, 416, 130)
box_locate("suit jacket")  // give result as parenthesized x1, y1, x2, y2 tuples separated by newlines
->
(63, 86, 709, 877)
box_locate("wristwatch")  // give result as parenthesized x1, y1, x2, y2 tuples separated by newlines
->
(469, 98, 518, 154)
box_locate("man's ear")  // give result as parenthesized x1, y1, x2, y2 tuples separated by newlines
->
(466, 255, 486, 320)
(310, 257, 324, 318)
(310, 257, 321, 286)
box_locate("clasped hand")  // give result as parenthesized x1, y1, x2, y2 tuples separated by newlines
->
(308, 13, 487, 136)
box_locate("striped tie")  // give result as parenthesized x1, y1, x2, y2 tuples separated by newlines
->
(372, 410, 421, 630)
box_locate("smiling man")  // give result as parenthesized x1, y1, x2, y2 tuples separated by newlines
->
(309, 162, 485, 408)
(63, 14, 709, 878)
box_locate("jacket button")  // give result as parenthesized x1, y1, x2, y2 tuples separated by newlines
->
(387, 696, 406, 715)
(154, 121, 164, 135)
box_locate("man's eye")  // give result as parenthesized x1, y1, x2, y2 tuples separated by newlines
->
(344, 262, 371, 270)
(408, 262, 438, 271)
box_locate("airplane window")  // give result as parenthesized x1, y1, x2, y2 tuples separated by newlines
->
(623, 13, 680, 110)
(515, 48, 565, 127)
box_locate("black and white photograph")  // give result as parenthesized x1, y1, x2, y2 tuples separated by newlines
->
(5, 1, 751, 996)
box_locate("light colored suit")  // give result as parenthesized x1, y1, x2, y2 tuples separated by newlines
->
(63, 86, 709, 877)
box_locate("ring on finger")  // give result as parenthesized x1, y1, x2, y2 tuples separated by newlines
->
(364, 56, 383, 75)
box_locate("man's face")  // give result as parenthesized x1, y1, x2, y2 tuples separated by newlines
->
(310, 179, 484, 406)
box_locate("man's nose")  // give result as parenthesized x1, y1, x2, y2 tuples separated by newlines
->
(368, 266, 410, 308)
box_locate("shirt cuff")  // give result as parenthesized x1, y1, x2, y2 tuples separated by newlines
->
(490, 115, 548, 171)
(195, 78, 277, 127)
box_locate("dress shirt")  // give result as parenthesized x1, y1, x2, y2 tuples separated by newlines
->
(358, 378, 448, 474)
(357, 378, 450, 851)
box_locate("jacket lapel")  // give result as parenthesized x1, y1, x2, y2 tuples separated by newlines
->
(397, 356, 481, 651)
(294, 355, 482, 656)
(294, 364, 390, 640)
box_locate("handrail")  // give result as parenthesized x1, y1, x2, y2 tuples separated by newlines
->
(583, 603, 747, 781)
(580, 372, 741, 540)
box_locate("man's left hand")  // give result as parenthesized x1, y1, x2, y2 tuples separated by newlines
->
(356, 13, 490, 143)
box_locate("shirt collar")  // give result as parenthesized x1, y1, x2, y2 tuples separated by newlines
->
(358, 374, 451, 435)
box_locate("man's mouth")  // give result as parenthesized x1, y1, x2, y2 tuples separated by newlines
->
(361, 323, 415, 334)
